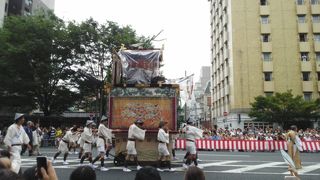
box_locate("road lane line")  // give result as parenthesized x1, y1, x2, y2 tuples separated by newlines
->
(222, 162, 284, 173)
(282, 163, 320, 175)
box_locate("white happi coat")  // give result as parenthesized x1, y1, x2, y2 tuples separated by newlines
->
(4, 123, 30, 173)
(96, 124, 112, 152)
(185, 125, 203, 154)
(157, 128, 170, 156)
(126, 124, 146, 155)
(81, 127, 93, 153)
(58, 130, 74, 153)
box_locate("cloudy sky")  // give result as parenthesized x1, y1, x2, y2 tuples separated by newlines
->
(54, 0, 211, 81)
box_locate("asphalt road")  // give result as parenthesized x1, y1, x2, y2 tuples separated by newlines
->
(20, 147, 320, 180)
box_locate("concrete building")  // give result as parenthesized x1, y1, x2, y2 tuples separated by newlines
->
(0, 0, 9, 27)
(209, 0, 320, 129)
(0, 0, 54, 27)
(189, 66, 211, 128)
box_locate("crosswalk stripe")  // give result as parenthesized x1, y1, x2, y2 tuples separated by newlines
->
(281, 163, 320, 175)
(222, 162, 284, 173)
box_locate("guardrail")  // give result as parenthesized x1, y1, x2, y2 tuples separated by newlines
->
(175, 139, 320, 152)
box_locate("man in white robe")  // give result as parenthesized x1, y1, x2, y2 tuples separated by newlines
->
(4, 113, 30, 174)
(52, 127, 77, 165)
(156, 121, 175, 172)
(91, 115, 112, 171)
(80, 120, 96, 168)
(32, 123, 42, 156)
(183, 118, 203, 169)
(123, 119, 146, 172)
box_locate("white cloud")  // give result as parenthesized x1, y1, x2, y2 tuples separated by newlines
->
(54, 0, 211, 80)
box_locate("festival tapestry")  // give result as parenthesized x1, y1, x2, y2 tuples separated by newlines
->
(110, 97, 175, 130)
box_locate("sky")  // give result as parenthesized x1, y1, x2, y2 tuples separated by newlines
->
(54, 0, 211, 81)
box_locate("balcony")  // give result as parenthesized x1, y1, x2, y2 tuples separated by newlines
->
(261, 24, 271, 34)
(224, 66, 229, 77)
(296, 5, 307, 15)
(223, 15, 228, 26)
(298, 23, 308, 33)
(262, 42, 272, 52)
(260, 6, 270, 15)
(224, 85, 230, 96)
(316, 62, 320, 72)
(263, 61, 273, 72)
(302, 81, 313, 92)
(313, 23, 320, 33)
(311, 5, 320, 14)
(314, 42, 320, 51)
(223, 31, 228, 42)
(301, 61, 312, 72)
(223, 49, 229, 60)
(264, 81, 274, 92)
(299, 42, 310, 52)
(222, 0, 227, 9)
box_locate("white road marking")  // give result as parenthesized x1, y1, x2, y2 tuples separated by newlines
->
(281, 163, 320, 175)
(20, 156, 320, 176)
(222, 162, 284, 173)
(175, 153, 250, 157)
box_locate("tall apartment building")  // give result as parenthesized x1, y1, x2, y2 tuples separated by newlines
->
(0, 0, 9, 27)
(209, 0, 320, 129)
(0, 0, 55, 27)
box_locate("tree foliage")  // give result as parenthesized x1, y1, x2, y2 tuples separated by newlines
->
(249, 91, 320, 127)
(0, 13, 79, 115)
(0, 13, 155, 116)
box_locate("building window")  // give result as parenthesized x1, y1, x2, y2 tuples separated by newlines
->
(301, 52, 309, 61)
(260, 0, 268, 5)
(316, 52, 320, 61)
(264, 72, 272, 81)
(304, 92, 312, 101)
(299, 33, 308, 42)
(314, 34, 320, 41)
(265, 92, 273, 97)
(261, 34, 271, 42)
(296, 0, 305, 5)
(5, 3, 8, 13)
(311, 0, 320, 5)
(298, 15, 306, 23)
(261, 16, 269, 24)
(317, 72, 320, 80)
(302, 72, 311, 81)
(312, 15, 320, 23)
(262, 52, 272, 61)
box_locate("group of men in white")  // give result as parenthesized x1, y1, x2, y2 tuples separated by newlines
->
(3, 113, 204, 174)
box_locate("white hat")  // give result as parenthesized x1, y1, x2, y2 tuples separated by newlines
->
(14, 113, 24, 121)
(86, 120, 96, 126)
(134, 119, 144, 124)
(100, 115, 108, 122)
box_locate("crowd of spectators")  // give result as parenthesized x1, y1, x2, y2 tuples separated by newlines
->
(200, 127, 320, 141)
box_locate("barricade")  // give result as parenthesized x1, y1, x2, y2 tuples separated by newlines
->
(175, 139, 320, 152)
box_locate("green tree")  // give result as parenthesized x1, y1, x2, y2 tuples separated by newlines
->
(0, 13, 79, 115)
(249, 91, 319, 128)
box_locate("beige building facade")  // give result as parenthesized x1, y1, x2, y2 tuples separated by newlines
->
(209, 0, 320, 129)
